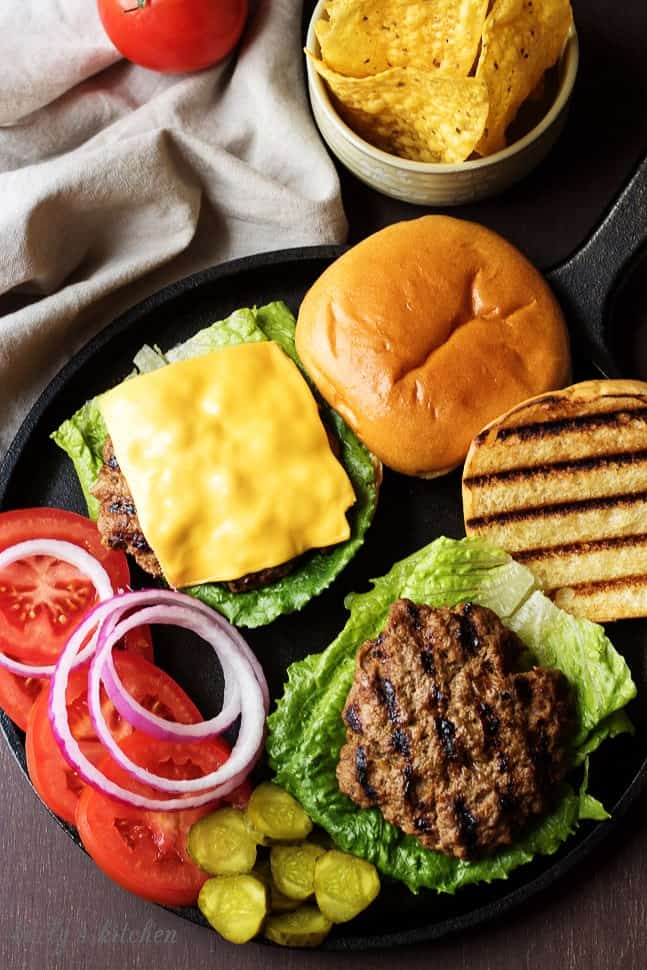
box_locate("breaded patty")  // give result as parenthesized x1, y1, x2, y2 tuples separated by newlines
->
(337, 599, 574, 859)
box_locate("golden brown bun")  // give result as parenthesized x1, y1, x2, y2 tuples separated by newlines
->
(296, 216, 571, 477)
(463, 380, 647, 622)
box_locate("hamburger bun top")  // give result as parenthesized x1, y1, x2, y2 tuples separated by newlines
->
(296, 216, 571, 477)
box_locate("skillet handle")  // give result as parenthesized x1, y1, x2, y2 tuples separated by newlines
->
(546, 153, 647, 377)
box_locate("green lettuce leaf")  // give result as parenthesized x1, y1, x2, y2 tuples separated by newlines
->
(51, 399, 108, 520)
(51, 303, 379, 628)
(266, 536, 635, 893)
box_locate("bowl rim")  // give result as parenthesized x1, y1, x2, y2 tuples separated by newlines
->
(305, 1, 579, 173)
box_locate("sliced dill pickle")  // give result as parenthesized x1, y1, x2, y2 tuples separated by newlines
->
(314, 851, 380, 922)
(263, 905, 332, 947)
(253, 861, 300, 913)
(187, 808, 257, 875)
(198, 875, 267, 944)
(270, 843, 325, 901)
(247, 782, 313, 841)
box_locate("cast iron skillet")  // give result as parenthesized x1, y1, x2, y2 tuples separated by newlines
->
(1, 156, 647, 950)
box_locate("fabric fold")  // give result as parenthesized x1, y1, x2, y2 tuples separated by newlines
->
(0, 0, 347, 454)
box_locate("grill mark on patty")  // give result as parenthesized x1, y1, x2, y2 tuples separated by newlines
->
(514, 676, 533, 706)
(402, 760, 415, 804)
(392, 727, 416, 806)
(344, 704, 363, 735)
(131, 533, 153, 552)
(377, 677, 399, 724)
(466, 489, 647, 529)
(436, 717, 458, 760)
(430, 683, 446, 707)
(420, 646, 436, 676)
(354, 746, 377, 802)
(463, 448, 647, 487)
(457, 603, 480, 655)
(477, 701, 500, 749)
(414, 815, 434, 835)
(391, 728, 410, 757)
(454, 797, 479, 853)
(109, 500, 137, 516)
(474, 406, 647, 445)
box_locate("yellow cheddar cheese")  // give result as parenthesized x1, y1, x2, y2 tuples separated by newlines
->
(98, 342, 355, 588)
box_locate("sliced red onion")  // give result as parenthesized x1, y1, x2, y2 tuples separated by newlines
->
(87, 589, 243, 741)
(94, 589, 269, 714)
(49, 591, 267, 811)
(0, 654, 55, 680)
(142, 590, 270, 713)
(89, 606, 264, 793)
(100, 627, 241, 742)
(0, 540, 114, 678)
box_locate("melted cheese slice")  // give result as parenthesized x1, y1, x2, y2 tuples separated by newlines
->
(99, 342, 355, 588)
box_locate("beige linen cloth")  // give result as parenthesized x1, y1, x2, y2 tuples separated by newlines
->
(0, 0, 347, 455)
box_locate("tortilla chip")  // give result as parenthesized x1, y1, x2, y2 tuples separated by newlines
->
(308, 53, 489, 163)
(315, 0, 489, 79)
(475, 0, 573, 155)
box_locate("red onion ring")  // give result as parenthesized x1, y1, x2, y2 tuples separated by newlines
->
(95, 589, 269, 714)
(0, 540, 114, 678)
(49, 591, 267, 811)
(87, 589, 245, 741)
(100, 625, 241, 742)
(89, 606, 264, 793)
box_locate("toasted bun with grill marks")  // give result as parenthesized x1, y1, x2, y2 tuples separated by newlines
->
(463, 380, 647, 622)
(295, 216, 571, 477)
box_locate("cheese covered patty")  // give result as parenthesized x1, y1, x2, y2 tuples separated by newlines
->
(98, 342, 356, 588)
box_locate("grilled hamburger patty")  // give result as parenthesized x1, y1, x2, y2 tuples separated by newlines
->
(92, 439, 300, 591)
(337, 599, 574, 859)
(93, 439, 161, 577)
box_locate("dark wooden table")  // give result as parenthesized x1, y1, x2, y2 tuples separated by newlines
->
(2, 1, 647, 968)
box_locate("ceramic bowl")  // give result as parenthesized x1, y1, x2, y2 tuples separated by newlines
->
(305, 2, 579, 206)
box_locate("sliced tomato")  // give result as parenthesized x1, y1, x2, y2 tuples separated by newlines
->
(0, 668, 45, 731)
(119, 626, 154, 663)
(75, 732, 230, 907)
(26, 652, 202, 826)
(0, 508, 131, 664)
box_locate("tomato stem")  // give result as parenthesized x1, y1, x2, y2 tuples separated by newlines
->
(122, 0, 147, 11)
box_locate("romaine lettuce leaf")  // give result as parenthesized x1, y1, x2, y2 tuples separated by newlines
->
(51, 303, 379, 628)
(267, 536, 636, 893)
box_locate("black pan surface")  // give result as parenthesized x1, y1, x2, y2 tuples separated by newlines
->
(1, 243, 647, 950)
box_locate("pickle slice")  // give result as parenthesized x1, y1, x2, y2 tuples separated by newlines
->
(253, 861, 300, 913)
(188, 808, 257, 876)
(247, 782, 313, 841)
(198, 874, 268, 945)
(314, 851, 380, 923)
(270, 843, 326, 901)
(263, 905, 332, 947)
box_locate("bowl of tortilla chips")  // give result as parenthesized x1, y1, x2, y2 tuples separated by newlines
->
(305, 0, 578, 205)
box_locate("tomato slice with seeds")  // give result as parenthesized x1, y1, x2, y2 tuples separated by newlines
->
(26, 652, 201, 826)
(75, 733, 231, 907)
(0, 509, 131, 664)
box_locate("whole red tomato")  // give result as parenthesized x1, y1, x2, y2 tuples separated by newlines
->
(97, 0, 248, 74)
